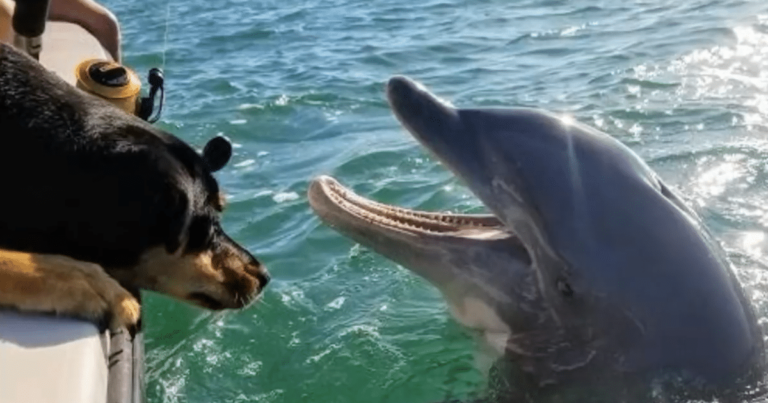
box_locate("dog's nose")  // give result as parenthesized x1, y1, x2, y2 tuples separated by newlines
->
(256, 270, 270, 288)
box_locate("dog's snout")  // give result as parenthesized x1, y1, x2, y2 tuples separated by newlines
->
(213, 234, 269, 302)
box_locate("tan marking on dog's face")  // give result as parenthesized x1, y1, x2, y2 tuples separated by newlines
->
(112, 235, 268, 310)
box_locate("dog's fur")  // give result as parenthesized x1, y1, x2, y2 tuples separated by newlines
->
(0, 43, 269, 330)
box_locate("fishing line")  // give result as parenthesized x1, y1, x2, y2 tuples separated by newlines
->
(161, 0, 171, 71)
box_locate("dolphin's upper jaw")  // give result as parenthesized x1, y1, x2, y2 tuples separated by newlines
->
(386, 75, 456, 116)
(385, 76, 467, 171)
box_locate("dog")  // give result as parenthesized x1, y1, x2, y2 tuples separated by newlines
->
(0, 42, 269, 331)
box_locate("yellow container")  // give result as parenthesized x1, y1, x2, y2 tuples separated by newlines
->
(74, 59, 141, 116)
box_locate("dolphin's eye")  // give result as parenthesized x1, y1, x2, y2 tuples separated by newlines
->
(557, 278, 574, 297)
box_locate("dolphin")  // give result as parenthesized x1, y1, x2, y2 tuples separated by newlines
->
(308, 76, 766, 402)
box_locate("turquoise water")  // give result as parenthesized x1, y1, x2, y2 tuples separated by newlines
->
(106, 0, 768, 401)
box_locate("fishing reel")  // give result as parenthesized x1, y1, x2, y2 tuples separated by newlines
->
(75, 59, 165, 123)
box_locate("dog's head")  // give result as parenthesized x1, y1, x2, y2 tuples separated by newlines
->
(109, 134, 270, 310)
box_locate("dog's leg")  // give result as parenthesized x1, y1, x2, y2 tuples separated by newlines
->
(0, 249, 140, 330)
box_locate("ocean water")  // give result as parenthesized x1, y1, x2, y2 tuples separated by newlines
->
(105, 0, 768, 401)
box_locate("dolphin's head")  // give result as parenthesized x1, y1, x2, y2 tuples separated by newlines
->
(308, 76, 764, 397)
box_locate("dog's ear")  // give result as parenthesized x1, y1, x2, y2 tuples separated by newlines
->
(202, 136, 232, 172)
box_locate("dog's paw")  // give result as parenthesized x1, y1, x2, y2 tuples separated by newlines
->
(36, 254, 141, 331)
(0, 250, 140, 331)
(112, 291, 141, 331)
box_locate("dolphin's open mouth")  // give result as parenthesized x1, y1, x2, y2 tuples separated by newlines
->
(309, 175, 511, 238)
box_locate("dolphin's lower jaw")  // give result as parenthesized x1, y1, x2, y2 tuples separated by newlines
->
(308, 175, 506, 236)
(308, 175, 535, 351)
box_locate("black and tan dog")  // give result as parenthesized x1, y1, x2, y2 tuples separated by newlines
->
(0, 42, 269, 330)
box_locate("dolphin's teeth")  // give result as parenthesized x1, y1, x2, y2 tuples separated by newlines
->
(327, 189, 451, 233)
(322, 179, 503, 234)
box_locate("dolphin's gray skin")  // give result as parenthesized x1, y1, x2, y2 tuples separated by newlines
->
(308, 76, 766, 402)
